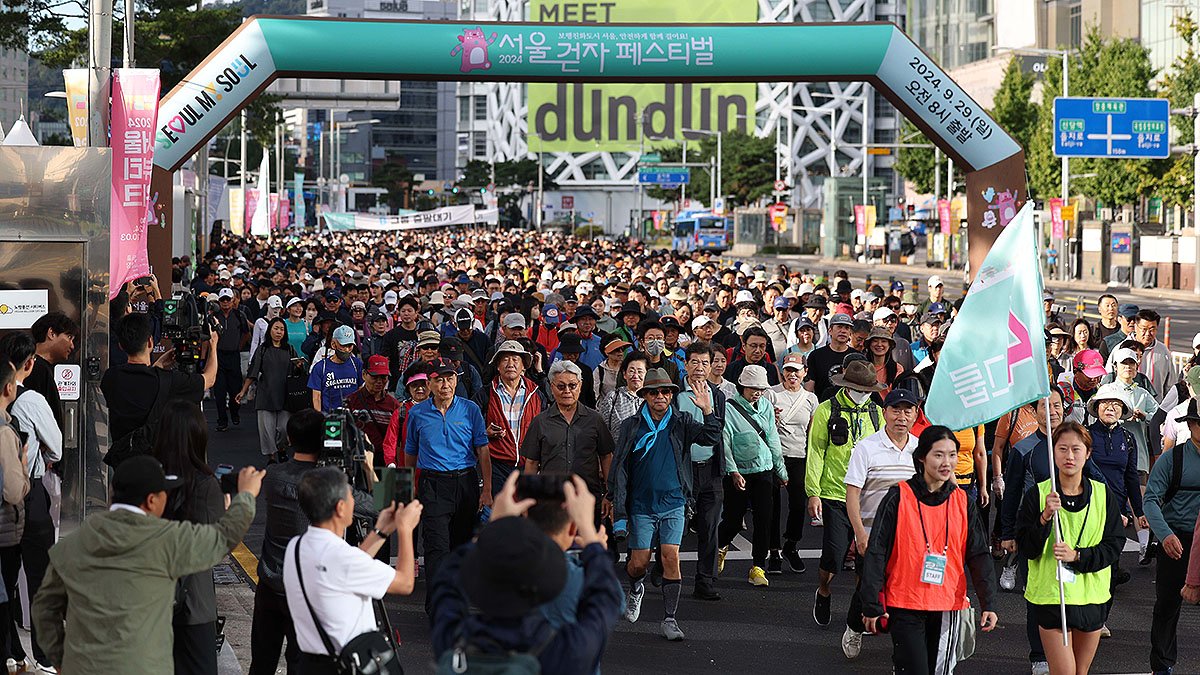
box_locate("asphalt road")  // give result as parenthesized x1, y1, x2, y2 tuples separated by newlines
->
(755, 254, 1200, 352)
(207, 407, 1200, 675)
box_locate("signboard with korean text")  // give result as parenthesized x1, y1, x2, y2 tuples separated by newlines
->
(638, 168, 690, 185)
(1052, 97, 1169, 159)
(54, 364, 82, 402)
(0, 290, 48, 330)
(110, 69, 160, 299)
(324, 205, 479, 231)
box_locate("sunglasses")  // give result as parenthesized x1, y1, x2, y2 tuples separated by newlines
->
(553, 382, 580, 392)
(647, 388, 674, 398)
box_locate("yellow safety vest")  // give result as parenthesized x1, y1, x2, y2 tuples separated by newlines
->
(1025, 479, 1111, 606)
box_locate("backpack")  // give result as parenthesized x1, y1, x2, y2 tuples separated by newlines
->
(105, 370, 170, 467)
(827, 395, 880, 447)
(435, 627, 556, 675)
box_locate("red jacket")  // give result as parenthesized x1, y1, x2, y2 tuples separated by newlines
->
(382, 400, 418, 467)
(474, 377, 545, 466)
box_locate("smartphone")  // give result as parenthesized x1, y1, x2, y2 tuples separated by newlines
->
(133, 276, 153, 287)
(215, 464, 238, 494)
(374, 467, 415, 511)
(516, 473, 568, 502)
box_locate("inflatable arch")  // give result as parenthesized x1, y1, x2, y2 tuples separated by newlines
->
(149, 17, 1026, 274)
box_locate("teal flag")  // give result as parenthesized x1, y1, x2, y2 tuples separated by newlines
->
(926, 202, 1050, 430)
(293, 172, 305, 229)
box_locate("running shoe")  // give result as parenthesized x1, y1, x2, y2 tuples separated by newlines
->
(1140, 540, 1159, 566)
(841, 626, 863, 659)
(783, 547, 807, 573)
(624, 584, 645, 623)
(749, 566, 769, 587)
(661, 618, 686, 641)
(813, 589, 832, 627)
(1031, 661, 1050, 675)
(717, 546, 728, 575)
(1099, 624, 1111, 638)
(767, 551, 783, 575)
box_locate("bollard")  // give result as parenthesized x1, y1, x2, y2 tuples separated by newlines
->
(865, 274, 872, 288)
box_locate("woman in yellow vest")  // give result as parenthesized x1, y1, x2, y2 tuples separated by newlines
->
(1016, 421, 1124, 675)
(859, 425, 998, 675)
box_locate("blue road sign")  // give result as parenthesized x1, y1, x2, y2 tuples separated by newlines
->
(1053, 97, 1170, 159)
(638, 168, 691, 185)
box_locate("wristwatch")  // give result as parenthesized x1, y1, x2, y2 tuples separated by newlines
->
(372, 527, 389, 538)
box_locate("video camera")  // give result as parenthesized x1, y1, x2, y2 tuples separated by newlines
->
(161, 291, 222, 374)
(321, 407, 375, 491)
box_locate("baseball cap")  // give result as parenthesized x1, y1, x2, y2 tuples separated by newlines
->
(266, 295, 283, 309)
(454, 307, 475, 327)
(323, 289, 341, 302)
(883, 388, 920, 408)
(365, 355, 390, 377)
(781, 353, 806, 370)
(794, 317, 816, 333)
(773, 296, 792, 310)
(734, 289, 756, 305)
(890, 280, 904, 291)
(572, 306, 598, 321)
(112, 455, 183, 507)
(383, 290, 399, 305)
(351, 301, 366, 311)
(919, 312, 942, 325)
(872, 307, 897, 322)
(927, 302, 947, 315)
(1118, 303, 1139, 319)
(460, 516, 567, 619)
(691, 315, 716, 330)
(417, 330, 442, 347)
(1111, 347, 1139, 364)
(285, 297, 303, 310)
(1186, 365, 1200, 394)
(927, 275, 944, 288)
(217, 288, 234, 300)
(1072, 349, 1107, 379)
(429, 358, 458, 377)
(542, 305, 562, 325)
(332, 325, 356, 346)
(1192, 331, 1200, 350)
(850, 289, 864, 300)
(829, 313, 854, 328)
(502, 313, 527, 329)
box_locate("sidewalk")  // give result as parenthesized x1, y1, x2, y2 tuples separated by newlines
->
(215, 554, 258, 674)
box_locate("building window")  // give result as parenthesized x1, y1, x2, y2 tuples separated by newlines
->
(459, 97, 471, 124)
(474, 95, 488, 121)
(1069, 2, 1082, 49)
(473, 131, 487, 157)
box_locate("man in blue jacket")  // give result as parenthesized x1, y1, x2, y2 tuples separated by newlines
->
(430, 473, 622, 674)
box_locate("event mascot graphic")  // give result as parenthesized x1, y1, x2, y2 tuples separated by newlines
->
(451, 27, 498, 73)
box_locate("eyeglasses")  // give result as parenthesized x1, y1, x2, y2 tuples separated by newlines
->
(883, 317, 899, 323)
(647, 388, 674, 398)
(1097, 400, 1123, 409)
(419, 345, 440, 351)
(554, 382, 580, 392)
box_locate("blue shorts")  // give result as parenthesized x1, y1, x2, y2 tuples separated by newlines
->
(628, 506, 686, 550)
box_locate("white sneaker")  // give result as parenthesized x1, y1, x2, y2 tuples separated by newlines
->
(841, 626, 863, 659)
(1000, 564, 1017, 591)
(1031, 661, 1050, 675)
(33, 662, 58, 675)
(4, 659, 15, 675)
(1099, 624, 1112, 638)
(624, 584, 645, 623)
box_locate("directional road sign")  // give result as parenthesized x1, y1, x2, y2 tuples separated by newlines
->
(638, 168, 690, 185)
(1053, 97, 1170, 159)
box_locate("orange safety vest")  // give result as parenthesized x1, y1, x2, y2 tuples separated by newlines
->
(883, 481, 969, 612)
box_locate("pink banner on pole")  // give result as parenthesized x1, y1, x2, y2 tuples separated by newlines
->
(269, 193, 280, 231)
(937, 199, 951, 235)
(279, 198, 290, 231)
(244, 189, 260, 230)
(853, 205, 866, 236)
(1049, 198, 1064, 240)
(109, 69, 161, 299)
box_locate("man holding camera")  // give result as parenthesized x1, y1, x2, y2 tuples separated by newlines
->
(608, 367, 719, 641)
(102, 312, 218, 444)
(283, 466, 422, 675)
(403, 358, 492, 609)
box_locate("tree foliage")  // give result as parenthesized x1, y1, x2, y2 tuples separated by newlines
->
(992, 57, 1038, 153)
(643, 131, 774, 207)
(893, 119, 938, 193)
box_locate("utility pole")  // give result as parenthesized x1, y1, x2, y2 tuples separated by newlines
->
(87, 0, 112, 145)
(1194, 92, 1200, 294)
(1061, 50, 1070, 282)
(239, 110, 248, 225)
(122, 0, 135, 67)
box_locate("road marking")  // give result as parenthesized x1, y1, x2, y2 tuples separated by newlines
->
(231, 542, 259, 585)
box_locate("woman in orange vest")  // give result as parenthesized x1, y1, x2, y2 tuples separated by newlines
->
(859, 425, 999, 674)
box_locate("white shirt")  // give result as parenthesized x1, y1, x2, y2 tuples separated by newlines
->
(1163, 399, 1191, 446)
(844, 428, 918, 535)
(11, 385, 61, 479)
(283, 526, 395, 654)
(767, 385, 818, 459)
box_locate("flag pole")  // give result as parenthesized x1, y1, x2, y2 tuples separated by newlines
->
(1042, 393, 1069, 646)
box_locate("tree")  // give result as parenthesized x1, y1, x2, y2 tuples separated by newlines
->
(1026, 54, 1063, 201)
(893, 119, 938, 194)
(371, 155, 414, 211)
(992, 57, 1039, 154)
(644, 131, 773, 207)
(1151, 12, 1200, 210)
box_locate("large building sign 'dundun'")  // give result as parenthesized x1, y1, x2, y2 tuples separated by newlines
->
(150, 17, 1026, 276)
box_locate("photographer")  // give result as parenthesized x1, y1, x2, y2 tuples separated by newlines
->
(283, 467, 422, 675)
(430, 473, 622, 673)
(101, 312, 217, 445)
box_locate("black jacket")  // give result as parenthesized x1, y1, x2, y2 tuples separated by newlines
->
(858, 476, 997, 617)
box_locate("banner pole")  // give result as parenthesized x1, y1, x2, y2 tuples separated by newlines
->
(1043, 394, 1069, 646)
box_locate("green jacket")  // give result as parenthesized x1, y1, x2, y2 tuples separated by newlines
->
(805, 389, 882, 502)
(32, 492, 256, 675)
(722, 394, 787, 481)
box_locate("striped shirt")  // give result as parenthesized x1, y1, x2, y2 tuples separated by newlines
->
(494, 380, 529, 448)
(844, 429, 918, 534)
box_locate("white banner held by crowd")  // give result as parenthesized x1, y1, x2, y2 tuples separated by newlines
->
(324, 205, 481, 231)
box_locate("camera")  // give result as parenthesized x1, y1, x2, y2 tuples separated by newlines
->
(161, 291, 219, 374)
(321, 408, 374, 490)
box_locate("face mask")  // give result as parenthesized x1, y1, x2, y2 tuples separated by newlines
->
(645, 339, 665, 357)
(846, 389, 872, 405)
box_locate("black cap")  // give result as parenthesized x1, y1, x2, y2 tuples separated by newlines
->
(803, 297, 828, 310)
(558, 333, 584, 354)
(461, 517, 567, 618)
(323, 289, 341, 301)
(314, 310, 338, 324)
(883, 388, 921, 408)
(111, 455, 183, 507)
(429, 357, 458, 377)
(618, 301, 644, 318)
(572, 306, 599, 321)
(439, 337, 465, 361)
(659, 315, 682, 330)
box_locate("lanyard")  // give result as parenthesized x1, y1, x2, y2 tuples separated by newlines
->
(915, 497, 950, 555)
(1056, 486, 1092, 549)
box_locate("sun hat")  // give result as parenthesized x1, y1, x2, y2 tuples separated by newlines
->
(490, 340, 532, 368)
(831, 360, 886, 392)
(637, 368, 680, 397)
(736, 365, 770, 390)
(1087, 382, 1131, 419)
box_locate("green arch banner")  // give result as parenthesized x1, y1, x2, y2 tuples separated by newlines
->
(151, 17, 1026, 272)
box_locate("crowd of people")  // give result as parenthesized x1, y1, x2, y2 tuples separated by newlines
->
(9, 225, 1200, 675)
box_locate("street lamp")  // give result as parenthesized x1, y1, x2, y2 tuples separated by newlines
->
(331, 118, 379, 213)
(994, 46, 1074, 280)
(680, 128, 721, 211)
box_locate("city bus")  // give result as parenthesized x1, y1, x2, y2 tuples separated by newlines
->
(672, 211, 730, 252)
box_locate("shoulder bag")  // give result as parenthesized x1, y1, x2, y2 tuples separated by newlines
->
(293, 535, 403, 674)
(105, 369, 170, 467)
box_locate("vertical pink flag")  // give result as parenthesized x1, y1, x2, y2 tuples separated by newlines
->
(1049, 197, 1064, 240)
(937, 199, 951, 235)
(853, 205, 866, 236)
(268, 193, 280, 231)
(279, 198, 291, 231)
(244, 189, 260, 231)
(109, 69, 160, 299)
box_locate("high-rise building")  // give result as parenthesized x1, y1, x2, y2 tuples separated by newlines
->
(1143, 0, 1195, 80)
(0, 49, 28, 135)
(305, 0, 457, 184)
(455, 0, 906, 233)
(907, 0, 995, 70)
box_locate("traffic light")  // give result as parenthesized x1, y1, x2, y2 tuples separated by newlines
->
(480, 187, 487, 194)
(427, 189, 435, 196)
(452, 186, 459, 194)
